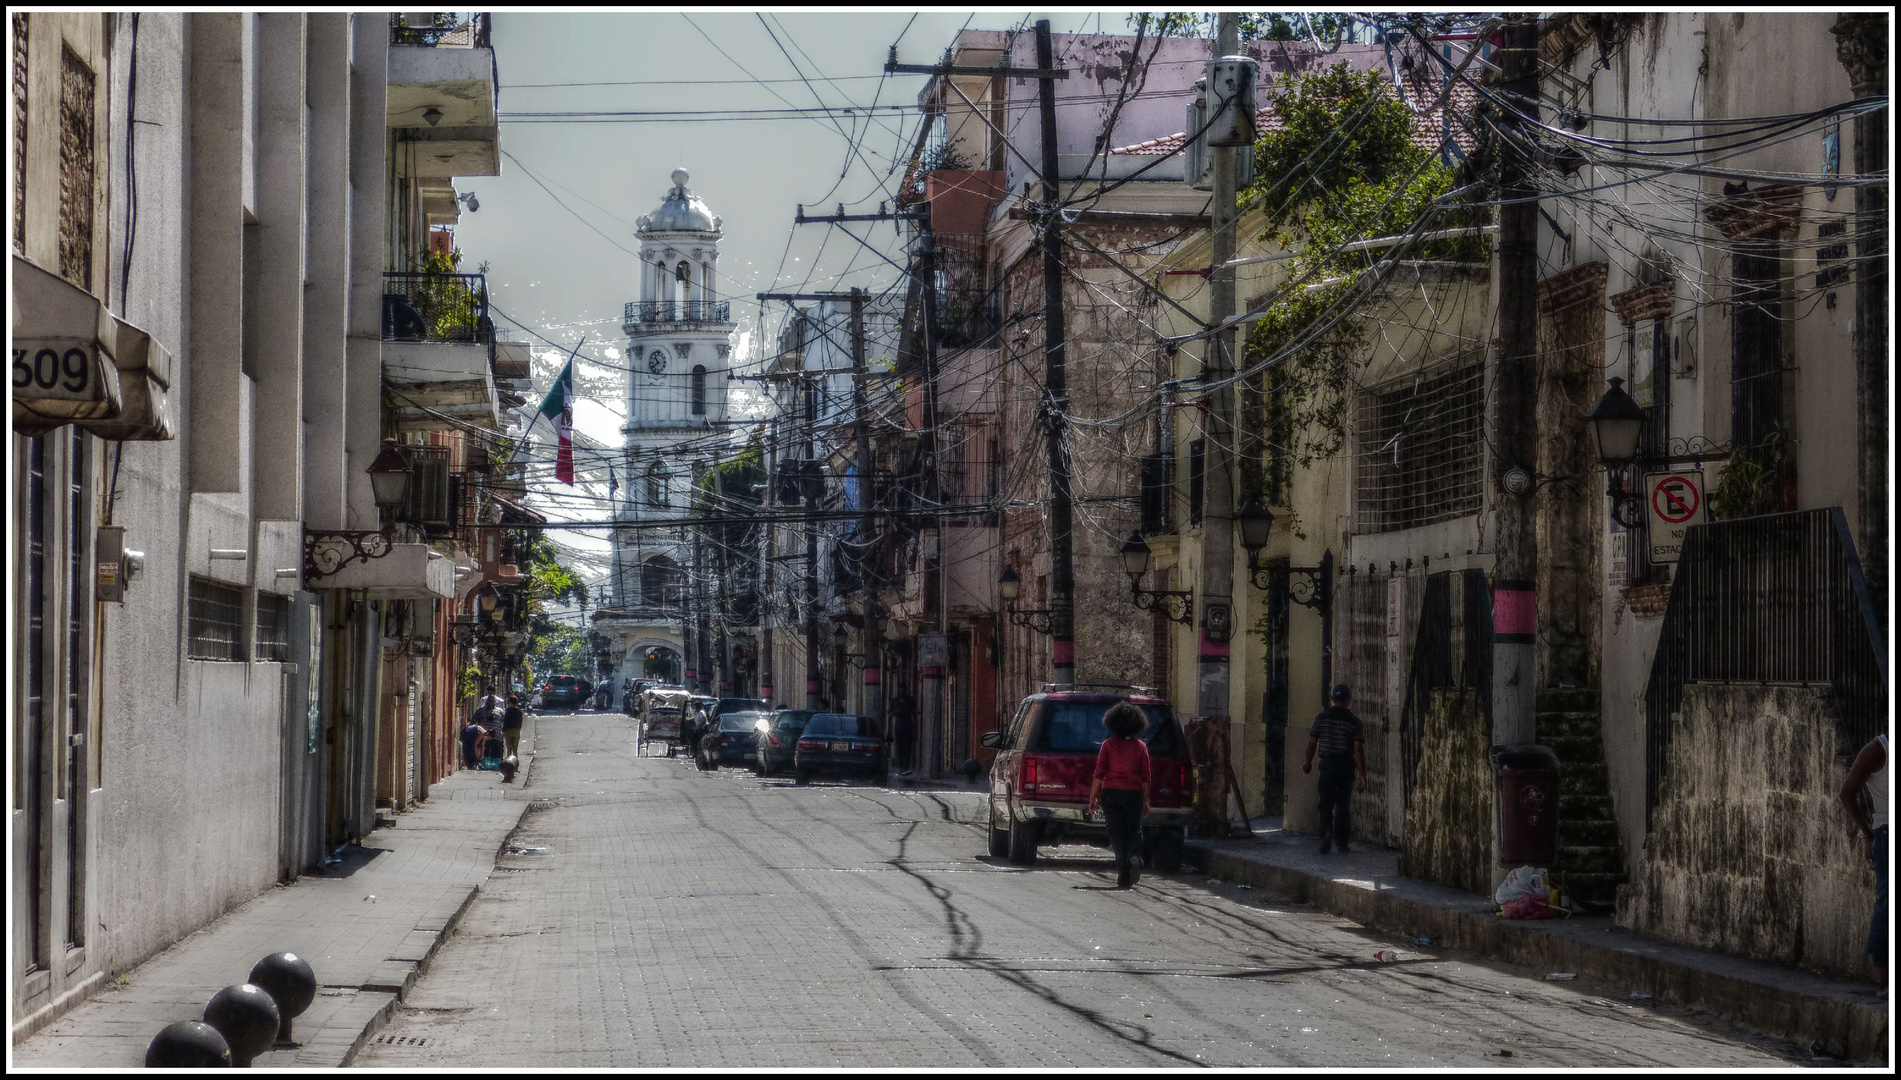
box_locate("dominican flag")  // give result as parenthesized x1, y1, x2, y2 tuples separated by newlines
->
(537, 357, 576, 485)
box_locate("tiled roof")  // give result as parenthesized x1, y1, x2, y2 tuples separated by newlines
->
(1109, 68, 1482, 161)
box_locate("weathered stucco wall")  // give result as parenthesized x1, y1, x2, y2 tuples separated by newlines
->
(1618, 682, 1878, 980)
(1399, 687, 1494, 895)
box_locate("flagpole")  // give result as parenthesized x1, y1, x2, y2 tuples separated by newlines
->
(517, 334, 588, 466)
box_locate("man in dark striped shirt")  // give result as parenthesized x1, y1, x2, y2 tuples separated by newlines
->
(1303, 683, 1367, 854)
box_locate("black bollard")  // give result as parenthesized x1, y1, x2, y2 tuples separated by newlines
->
(146, 1020, 232, 1068)
(247, 952, 316, 1046)
(202, 983, 280, 1067)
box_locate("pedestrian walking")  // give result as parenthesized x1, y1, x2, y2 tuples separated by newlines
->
(1840, 732, 1889, 997)
(1086, 702, 1152, 889)
(459, 717, 485, 771)
(1303, 683, 1367, 855)
(502, 694, 526, 758)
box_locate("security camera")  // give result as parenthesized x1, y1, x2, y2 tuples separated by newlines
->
(458, 191, 479, 213)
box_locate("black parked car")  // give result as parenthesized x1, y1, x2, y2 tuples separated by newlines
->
(793, 714, 885, 783)
(698, 710, 769, 771)
(753, 709, 815, 776)
(689, 696, 766, 754)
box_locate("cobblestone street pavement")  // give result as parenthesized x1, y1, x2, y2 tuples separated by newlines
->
(355, 714, 1803, 1069)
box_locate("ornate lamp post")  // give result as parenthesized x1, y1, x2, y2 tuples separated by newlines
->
(304, 439, 413, 583)
(998, 566, 1055, 635)
(1236, 499, 1335, 696)
(1119, 531, 1193, 625)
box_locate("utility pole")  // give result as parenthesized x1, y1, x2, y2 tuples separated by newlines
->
(1831, 13, 1888, 630)
(917, 203, 945, 777)
(1491, 14, 1541, 754)
(803, 375, 823, 710)
(714, 443, 733, 695)
(1185, 13, 1244, 838)
(687, 476, 704, 694)
(1034, 18, 1077, 687)
(848, 288, 883, 728)
(760, 420, 778, 705)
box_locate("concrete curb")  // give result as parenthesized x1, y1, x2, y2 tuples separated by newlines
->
(1188, 842, 1889, 1064)
(333, 715, 541, 1065)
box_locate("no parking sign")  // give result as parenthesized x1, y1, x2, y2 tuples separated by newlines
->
(1644, 471, 1705, 564)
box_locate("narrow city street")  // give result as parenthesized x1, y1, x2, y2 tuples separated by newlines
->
(356, 712, 1803, 1069)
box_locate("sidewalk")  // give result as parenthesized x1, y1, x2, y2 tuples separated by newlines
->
(12, 716, 538, 1070)
(1187, 819, 1889, 1065)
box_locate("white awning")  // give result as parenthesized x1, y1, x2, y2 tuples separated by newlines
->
(12, 255, 174, 440)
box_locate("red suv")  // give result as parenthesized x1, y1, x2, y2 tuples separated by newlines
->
(979, 686, 1193, 871)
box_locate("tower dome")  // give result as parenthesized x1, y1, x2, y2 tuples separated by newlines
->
(636, 168, 721, 234)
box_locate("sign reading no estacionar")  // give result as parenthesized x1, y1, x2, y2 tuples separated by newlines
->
(1644, 470, 1705, 564)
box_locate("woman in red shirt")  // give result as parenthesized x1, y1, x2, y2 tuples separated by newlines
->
(1086, 702, 1152, 888)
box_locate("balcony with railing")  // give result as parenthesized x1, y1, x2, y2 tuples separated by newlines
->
(383, 271, 502, 432)
(623, 299, 733, 334)
(387, 13, 500, 178)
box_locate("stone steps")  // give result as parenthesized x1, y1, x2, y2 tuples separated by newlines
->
(1535, 688, 1625, 910)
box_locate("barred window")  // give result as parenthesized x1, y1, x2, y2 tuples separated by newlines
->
(255, 592, 292, 662)
(1354, 356, 1485, 534)
(187, 577, 247, 662)
(58, 44, 95, 288)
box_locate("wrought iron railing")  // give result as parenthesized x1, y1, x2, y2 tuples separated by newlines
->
(929, 243, 1000, 349)
(389, 12, 491, 48)
(383, 272, 490, 344)
(1643, 507, 1888, 821)
(624, 300, 732, 326)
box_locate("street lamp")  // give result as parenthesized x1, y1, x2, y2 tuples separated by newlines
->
(1236, 499, 1336, 696)
(366, 439, 413, 525)
(1584, 376, 1730, 528)
(1120, 531, 1193, 626)
(998, 566, 1055, 635)
(1585, 376, 1650, 528)
(303, 440, 413, 584)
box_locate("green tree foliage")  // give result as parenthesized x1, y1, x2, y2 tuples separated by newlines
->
(1134, 11, 1354, 43)
(528, 621, 590, 679)
(514, 531, 588, 670)
(693, 438, 766, 558)
(1240, 63, 1483, 476)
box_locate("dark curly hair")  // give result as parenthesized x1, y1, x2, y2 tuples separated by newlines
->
(1102, 701, 1148, 739)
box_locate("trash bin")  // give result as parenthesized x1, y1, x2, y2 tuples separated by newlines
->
(1491, 744, 1561, 866)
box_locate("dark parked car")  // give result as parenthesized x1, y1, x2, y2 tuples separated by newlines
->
(793, 713, 885, 783)
(698, 710, 769, 770)
(981, 687, 1192, 870)
(687, 696, 764, 754)
(541, 675, 589, 708)
(752, 709, 815, 776)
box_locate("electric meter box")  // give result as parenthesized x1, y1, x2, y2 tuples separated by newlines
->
(1204, 56, 1259, 147)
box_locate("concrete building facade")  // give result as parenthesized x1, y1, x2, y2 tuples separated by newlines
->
(9, 11, 510, 1036)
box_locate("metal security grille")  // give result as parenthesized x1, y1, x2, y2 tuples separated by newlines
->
(12, 14, 25, 253)
(255, 593, 292, 662)
(1642, 508, 1887, 823)
(58, 44, 94, 286)
(187, 577, 247, 662)
(1354, 357, 1484, 534)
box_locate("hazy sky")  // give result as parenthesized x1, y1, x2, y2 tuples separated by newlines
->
(455, 10, 1140, 603)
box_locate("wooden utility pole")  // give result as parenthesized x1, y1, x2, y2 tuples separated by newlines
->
(1491, 13, 1541, 752)
(1035, 18, 1078, 687)
(760, 423, 777, 705)
(1832, 13, 1888, 630)
(1189, 11, 1243, 839)
(847, 288, 883, 726)
(803, 376, 822, 710)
